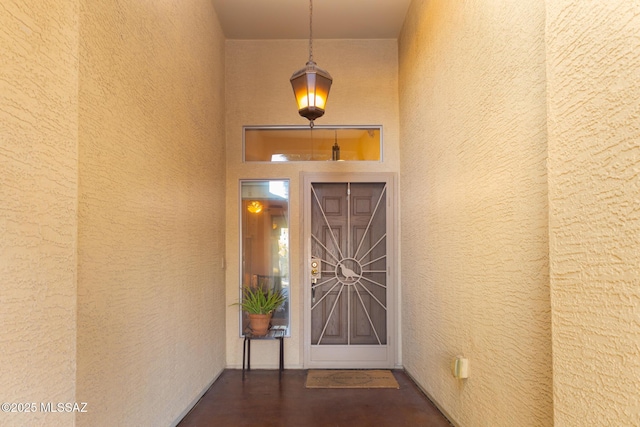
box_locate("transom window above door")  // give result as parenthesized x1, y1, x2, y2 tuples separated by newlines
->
(243, 126, 382, 162)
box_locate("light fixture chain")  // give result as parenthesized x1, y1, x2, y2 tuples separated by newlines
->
(308, 0, 313, 62)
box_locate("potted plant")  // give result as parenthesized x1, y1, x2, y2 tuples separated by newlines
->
(234, 286, 286, 336)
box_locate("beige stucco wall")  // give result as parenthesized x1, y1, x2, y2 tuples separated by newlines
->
(546, 2, 640, 425)
(398, 1, 552, 425)
(224, 39, 400, 368)
(1, 2, 78, 426)
(76, 1, 226, 426)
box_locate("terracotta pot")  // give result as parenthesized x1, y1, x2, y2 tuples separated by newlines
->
(248, 313, 271, 336)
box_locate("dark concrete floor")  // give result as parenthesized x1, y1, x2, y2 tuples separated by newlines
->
(178, 369, 453, 427)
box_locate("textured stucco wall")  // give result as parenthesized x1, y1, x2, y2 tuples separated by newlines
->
(77, 1, 226, 425)
(1, 2, 78, 426)
(224, 39, 400, 368)
(398, 1, 552, 425)
(546, 2, 640, 425)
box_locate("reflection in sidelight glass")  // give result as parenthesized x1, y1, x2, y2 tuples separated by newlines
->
(239, 180, 290, 335)
(244, 126, 382, 162)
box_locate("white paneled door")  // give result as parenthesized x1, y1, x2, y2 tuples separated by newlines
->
(303, 173, 396, 368)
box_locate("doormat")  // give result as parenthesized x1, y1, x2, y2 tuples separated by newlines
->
(305, 370, 399, 389)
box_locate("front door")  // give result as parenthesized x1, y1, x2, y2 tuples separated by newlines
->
(303, 173, 396, 368)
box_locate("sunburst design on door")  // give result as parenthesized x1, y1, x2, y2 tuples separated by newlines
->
(310, 183, 388, 346)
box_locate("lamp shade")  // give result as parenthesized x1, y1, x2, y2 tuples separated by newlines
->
(247, 201, 263, 214)
(290, 60, 332, 123)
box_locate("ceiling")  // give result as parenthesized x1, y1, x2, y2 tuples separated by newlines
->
(211, 0, 413, 40)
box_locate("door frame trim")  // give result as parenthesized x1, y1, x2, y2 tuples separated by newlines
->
(300, 172, 398, 368)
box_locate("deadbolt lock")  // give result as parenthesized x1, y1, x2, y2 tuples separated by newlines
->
(310, 257, 321, 279)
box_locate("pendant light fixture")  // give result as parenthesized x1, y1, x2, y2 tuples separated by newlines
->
(247, 201, 263, 214)
(290, 0, 332, 128)
(332, 130, 340, 161)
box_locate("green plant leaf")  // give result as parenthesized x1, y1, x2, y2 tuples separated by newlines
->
(231, 286, 286, 315)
